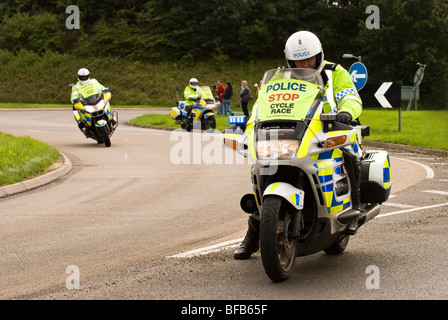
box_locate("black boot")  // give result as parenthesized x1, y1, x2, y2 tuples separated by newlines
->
(346, 216, 361, 235)
(234, 216, 260, 260)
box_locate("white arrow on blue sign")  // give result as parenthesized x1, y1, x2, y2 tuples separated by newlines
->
(349, 62, 368, 91)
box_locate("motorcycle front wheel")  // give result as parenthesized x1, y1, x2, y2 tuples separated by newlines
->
(260, 196, 298, 282)
(202, 115, 216, 131)
(98, 126, 111, 147)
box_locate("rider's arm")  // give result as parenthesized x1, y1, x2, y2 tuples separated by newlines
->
(332, 65, 363, 120)
(71, 85, 80, 104)
(92, 79, 106, 92)
(339, 99, 362, 120)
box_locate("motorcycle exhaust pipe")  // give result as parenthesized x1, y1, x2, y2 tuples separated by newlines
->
(240, 194, 258, 214)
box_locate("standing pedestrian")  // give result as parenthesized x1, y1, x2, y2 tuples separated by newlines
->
(240, 80, 252, 119)
(215, 80, 225, 115)
(222, 81, 234, 116)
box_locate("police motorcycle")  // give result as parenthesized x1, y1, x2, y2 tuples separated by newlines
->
(222, 68, 391, 282)
(171, 86, 219, 132)
(71, 85, 118, 147)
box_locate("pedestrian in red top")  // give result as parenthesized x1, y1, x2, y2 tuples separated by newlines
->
(215, 80, 225, 115)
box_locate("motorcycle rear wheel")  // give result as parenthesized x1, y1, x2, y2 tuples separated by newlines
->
(260, 196, 298, 282)
(324, 235, 350, 255)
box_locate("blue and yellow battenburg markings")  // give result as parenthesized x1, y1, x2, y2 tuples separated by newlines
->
(383, 155, 391, 188)
(312, 148, 351, 215)
(289, 193, 301, 206)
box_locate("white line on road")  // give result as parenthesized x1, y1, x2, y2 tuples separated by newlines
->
(377, 202, 448, 218)
(167, 238, 244, 258)
(424, 190, 448, 196)
(391, 156, 434, 179)
(382, 202, 417, 208)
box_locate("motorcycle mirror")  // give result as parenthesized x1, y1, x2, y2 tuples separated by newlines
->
(176, 85, 179, 91)
(68, 83, 74, 88)
(240, 194, 258, 214)
(102, 88, 109, 93)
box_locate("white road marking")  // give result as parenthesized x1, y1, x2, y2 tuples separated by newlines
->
(382, 202, 417, 208)
(377, 202, 448, 218)
(391, 156, 434, 179)
(424, 190, 448, 196)
(167, 238, 244, 258)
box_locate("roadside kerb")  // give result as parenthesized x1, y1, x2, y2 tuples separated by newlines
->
(0, 153, 72, 198)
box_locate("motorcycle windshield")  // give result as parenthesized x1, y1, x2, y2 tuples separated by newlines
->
(81, 92, 103, 106)
(199, 86, 216, 103)
(257, 68, 324, 122)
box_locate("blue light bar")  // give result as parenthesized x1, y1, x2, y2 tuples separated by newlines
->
(228, 116, 246, 125)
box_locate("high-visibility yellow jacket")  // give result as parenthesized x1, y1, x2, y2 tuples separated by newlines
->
(184, 86, 203, 106)
(320, 61, 362, 119)
(247, 61, 362, 129)
(71, 79, 105, 104)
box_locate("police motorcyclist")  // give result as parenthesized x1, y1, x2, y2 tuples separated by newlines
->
(70, 68, 114, 134)
(183, 78, 203, 120)
(234, 30, 364, 260)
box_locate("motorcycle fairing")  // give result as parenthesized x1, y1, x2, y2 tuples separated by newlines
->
(95, 119, 107, 127)
(74, 92, 111, 127)
(311, 149, 351, 215)
(263, 182, 304, 211)
(203, 111, 214, 119)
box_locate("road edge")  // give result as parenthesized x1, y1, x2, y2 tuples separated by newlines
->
(0, 153, 72, 198)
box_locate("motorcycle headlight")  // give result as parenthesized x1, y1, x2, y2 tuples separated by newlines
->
(85, 100, 105, 113)
(256, 139, 299, 160)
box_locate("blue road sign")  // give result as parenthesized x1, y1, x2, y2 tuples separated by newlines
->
(349, 62, 368, 91)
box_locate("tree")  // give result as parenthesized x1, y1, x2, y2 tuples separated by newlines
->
(358, 0, 448, 108)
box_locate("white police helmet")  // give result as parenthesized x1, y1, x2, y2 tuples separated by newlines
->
(77, 68, 90, 82)
(189, 78, 198, 89)
(284, 31, 324, 72)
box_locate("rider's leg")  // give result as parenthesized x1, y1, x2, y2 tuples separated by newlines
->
(234, 215, 260, 260)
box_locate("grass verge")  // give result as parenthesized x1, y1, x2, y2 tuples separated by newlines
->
(0, 132, 60, 187)
(360, 109, 448, 151)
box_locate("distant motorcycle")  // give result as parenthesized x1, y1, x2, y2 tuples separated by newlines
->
(171, 86, 219, 132)
(222, 68, 391, 282)
(71, 87, 118, 147)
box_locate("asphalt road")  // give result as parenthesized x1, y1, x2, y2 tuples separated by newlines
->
(0, 109, 447, 302)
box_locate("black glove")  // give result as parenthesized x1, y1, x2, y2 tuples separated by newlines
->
(336, 112, 352, 124)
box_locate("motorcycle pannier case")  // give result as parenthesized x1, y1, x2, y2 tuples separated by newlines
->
(360, 150, 391, 204)
(171, 107, 181, 120)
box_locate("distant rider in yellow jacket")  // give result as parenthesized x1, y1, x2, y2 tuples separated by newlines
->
(183, 78, 203, 120)
(71, 68, 107, 133)
(234, 31, 364, 260)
